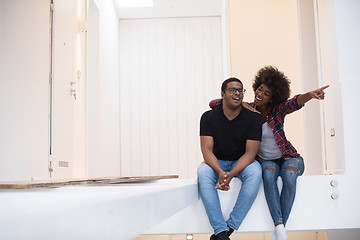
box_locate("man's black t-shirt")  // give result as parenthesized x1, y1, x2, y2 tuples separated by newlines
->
(200, 106, 262, 161)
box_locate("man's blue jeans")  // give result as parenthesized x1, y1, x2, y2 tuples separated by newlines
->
(259, 156, 304, 225)
(197, 160, 262, 235)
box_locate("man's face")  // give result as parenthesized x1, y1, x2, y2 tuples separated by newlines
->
(221, 81, 244, 110)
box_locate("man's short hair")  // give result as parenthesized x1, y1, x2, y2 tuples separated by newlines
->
(221, 77, 243, 93)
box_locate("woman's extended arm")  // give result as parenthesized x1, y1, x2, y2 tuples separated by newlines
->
(296, 85, 329, 106)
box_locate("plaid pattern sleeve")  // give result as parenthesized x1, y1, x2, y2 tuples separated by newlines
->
(274, 94, 303, 117)
(267, 95, 304, 159)
(209, 99, 222, 109)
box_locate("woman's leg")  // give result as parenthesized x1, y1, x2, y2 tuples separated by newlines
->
(260, 160, 282, 225)
(279, 156, 304, 225)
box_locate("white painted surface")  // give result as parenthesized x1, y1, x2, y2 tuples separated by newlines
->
(0, 0, 50, 181)
(113, 0, 223, 19)
(72, 0, 87, 178)
(118, 17, 223, 178)
(0, 179, 198, 240)
(51, 0, 75, 179)
(333, 0, 360, 209)
(0, 0, 2, 60)
(298, 0, 345, 175)
(298, 0, 323, 175)
(333, 1, 360, 232)
(228, 0, 308, 173)
(87, 0, 101, 176)
(147, 175, 359, 234)
(87, 0, 121, 178)
(0, 176, 358, 239)
(316, 0, 345, 174)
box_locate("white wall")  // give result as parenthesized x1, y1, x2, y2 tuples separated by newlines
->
(0, 0, 50, 181)
(228, 0, 344, 176)
(333, 0, 360, 222)
(87, 0, 100, 176)
(0, 0, 2, 64)
(72, 0, 87, 178)
(228, 0, 306, 167)
(87, 0, 120, 177)
(298, 0, 323, 175)
(118, 17, 224, 178)
(51, 0, 75, 179)
(298, 0, 345, 175)
(114, 0, 223, 19)
(315, 0, 345, 174)
(324, 1, 360, 230)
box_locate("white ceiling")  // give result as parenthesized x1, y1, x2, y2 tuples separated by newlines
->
(113, 0, 224, 19)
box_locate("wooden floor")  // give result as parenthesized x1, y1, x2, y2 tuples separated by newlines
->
(0, 174, 178, 189)
(134, 231, 329, 240)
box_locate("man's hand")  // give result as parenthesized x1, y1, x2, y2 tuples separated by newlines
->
(215, 172, 233, 191)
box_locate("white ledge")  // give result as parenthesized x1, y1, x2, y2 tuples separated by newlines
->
(1, 175, 359, 239)
(147, 175, 360, 234)
(0, 179, 198, 240)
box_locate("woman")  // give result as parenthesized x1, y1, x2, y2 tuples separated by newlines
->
(210, 66, 328, 240)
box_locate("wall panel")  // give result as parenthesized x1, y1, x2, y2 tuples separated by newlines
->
(87, 0, 120, 178)
(0, 0, 50, 181)
(119, 17, 223, 178)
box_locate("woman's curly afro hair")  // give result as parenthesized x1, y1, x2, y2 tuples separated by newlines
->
(252, 65, 291, 105)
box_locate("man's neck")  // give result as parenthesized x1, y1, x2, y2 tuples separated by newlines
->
(222, 104, 242, 121)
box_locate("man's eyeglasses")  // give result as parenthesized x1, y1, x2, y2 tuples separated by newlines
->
(226, 88, 246, 94)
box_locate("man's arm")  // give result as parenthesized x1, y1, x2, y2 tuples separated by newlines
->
(217, 139, 260, 191)
(200, 136, 227, 187)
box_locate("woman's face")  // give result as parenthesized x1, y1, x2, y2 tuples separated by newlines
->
(254, 83, 272, 107)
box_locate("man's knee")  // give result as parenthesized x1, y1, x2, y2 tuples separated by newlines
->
(253, 160, 262, 175)
(243, 161, 262, 182)
(197, 162, 216, 181)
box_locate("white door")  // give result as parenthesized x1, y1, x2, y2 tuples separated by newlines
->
(50, 0, 75, 179)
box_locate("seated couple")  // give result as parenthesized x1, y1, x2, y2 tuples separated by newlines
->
(198, 66, 328, 240)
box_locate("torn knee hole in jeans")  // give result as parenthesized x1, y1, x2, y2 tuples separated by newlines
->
(264, 166, 275, 174)
(284, 166, 298, 176)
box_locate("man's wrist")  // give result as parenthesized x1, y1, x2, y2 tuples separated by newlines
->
(217, 169, 225, 177)
(228, 171, 235, 179)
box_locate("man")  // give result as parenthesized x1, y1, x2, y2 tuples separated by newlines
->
(198, 77, 262, 240)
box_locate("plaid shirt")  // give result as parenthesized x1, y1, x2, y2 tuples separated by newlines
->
(209, 95, 303, 159)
